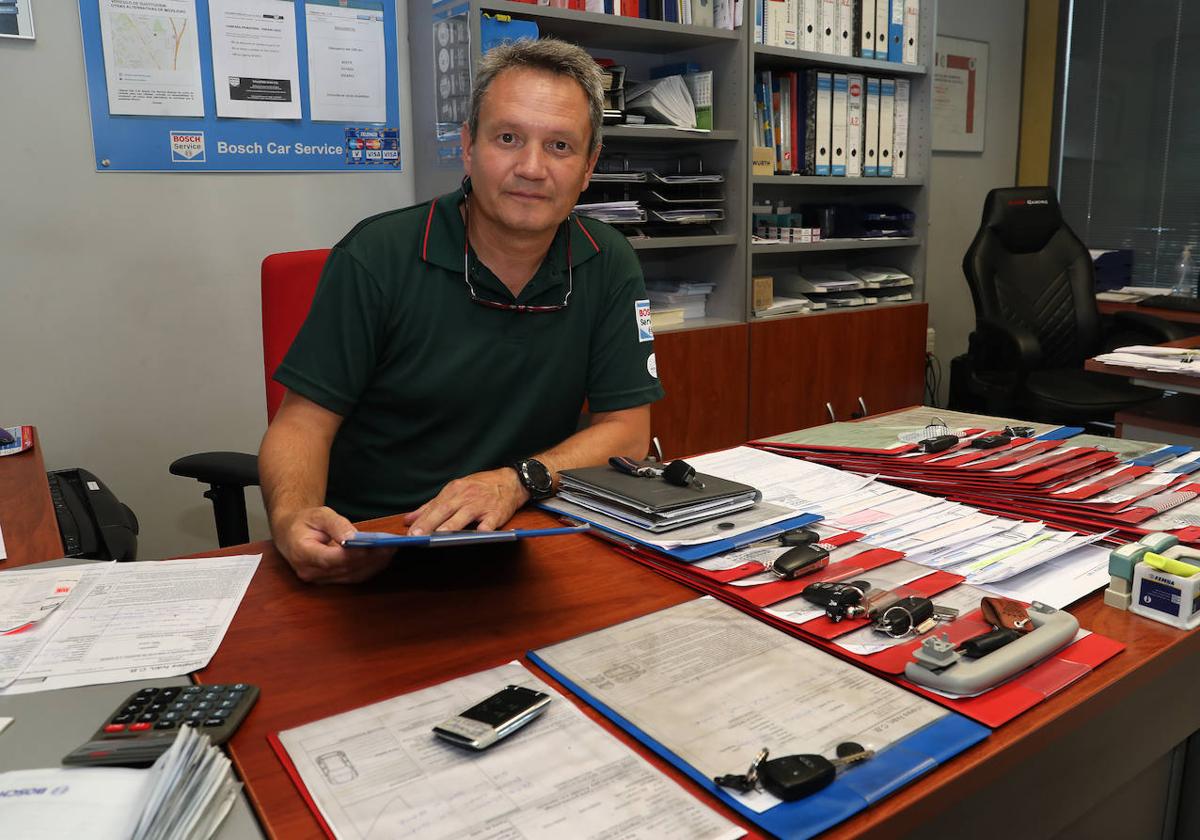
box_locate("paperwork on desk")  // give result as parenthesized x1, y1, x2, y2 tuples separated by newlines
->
(272, 660, 742, 840)
(0, 555, 259, 694)
(0, 726, 239, 840)
(1092, 345, 1200, 376)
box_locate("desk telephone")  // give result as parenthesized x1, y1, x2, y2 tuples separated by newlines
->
(47, 467, 139, 561)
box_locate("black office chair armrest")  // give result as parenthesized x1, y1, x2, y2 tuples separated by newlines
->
(972, 317, 1044, 373)
(170, 452, 260, 548)
(170, 451, 260, 487)
(1109, 310, 1191, 345)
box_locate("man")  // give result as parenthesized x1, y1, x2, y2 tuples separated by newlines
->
(260, 39, 664, 583)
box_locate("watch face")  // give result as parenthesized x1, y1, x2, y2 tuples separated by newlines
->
(522, 459, 553, 495)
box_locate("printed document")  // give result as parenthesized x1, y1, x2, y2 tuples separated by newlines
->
(275, 660, 743, 840)
(98, 0, 204, 116)
(0, 555, 260, 695)
(209, 0, 302, 119)
(535, 597, 946, 813)
(305, 0, 387, 123)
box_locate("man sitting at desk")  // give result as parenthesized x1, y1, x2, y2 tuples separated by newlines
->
(260, 39, 664, 584)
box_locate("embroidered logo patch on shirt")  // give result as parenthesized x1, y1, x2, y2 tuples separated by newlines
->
(635, 299, 654, 342)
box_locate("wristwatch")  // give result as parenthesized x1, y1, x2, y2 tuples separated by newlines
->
(510, 458, 554, 500)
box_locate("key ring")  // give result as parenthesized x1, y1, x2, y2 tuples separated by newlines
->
(878, 604, 917, 638)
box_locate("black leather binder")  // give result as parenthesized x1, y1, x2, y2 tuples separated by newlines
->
(557, 466, 760, 531)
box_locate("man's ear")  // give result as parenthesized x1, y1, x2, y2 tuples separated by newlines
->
(580, 143, 602, 191)
(461, 122, 473, 176)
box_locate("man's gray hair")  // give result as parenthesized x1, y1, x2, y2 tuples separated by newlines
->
(468, 38, 604, 154)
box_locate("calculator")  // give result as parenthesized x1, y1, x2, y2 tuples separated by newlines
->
(62, 683, 259, 767)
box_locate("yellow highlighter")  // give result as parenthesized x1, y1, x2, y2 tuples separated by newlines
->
(1144, 552, 1200, 578)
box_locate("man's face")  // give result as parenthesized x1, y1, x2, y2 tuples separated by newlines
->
(463, 67, 599, 236)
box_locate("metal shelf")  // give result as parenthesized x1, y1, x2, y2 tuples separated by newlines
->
(751, 236, 921, 255)
(478, 1, 740, 50)
(753, 175, 924, 186)
(630, 234, 738, 250)
(655, 315, 744, 334)
(753, 45, 927, 76)
(604, 127, 738, 142)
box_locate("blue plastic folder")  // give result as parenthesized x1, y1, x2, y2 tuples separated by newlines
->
(342, 525, 588, 548)
(528, 651, 989, 840)
(540, 506, 823, 563)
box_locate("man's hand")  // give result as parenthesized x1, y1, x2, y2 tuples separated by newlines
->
(403, 468, 530, 536)
(273, 506, 394, 584)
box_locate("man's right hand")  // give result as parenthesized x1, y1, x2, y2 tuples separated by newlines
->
(272, 506, 394, 584)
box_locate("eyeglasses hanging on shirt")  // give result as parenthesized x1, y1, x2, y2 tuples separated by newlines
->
(461, 181, 574, 313)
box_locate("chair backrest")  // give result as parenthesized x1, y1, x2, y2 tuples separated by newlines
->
(962, 187, 1101, 367)
(261, 249, 331, 421)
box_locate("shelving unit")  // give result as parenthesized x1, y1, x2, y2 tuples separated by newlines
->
(405, 0, 937, 449)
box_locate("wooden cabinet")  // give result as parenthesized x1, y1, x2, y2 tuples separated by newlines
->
(747, 303, 928, 439)
(650, 324, 749, 458)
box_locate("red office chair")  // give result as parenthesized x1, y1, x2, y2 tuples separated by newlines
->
(170, 249, 331, 547)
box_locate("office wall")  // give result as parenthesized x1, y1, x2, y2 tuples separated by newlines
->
(927, 0, 1027, 405)
(0, 4, 415, 558)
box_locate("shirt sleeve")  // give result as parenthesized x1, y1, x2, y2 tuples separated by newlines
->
(272, 246, 387, 417)
(585, 238, 667, 413)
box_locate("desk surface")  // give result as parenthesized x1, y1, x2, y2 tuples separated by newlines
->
(194, 509, 1200, 840)
(1084, 334, 1200, 390)
(1098, 299, 1200, 327)
(0, 428, 63, 565)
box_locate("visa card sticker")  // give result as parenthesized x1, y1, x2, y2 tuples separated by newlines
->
(0, 426, 34, 457)
(344, 127, 402, 167)
(635, 299, 653, 342)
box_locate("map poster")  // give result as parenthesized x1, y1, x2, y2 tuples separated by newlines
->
(98, 0, 205, 117)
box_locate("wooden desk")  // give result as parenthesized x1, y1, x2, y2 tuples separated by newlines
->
(0, 427, 63, 565)
(194, 509, 1200, 840)
(1084, 334, 1200, 393)
(1086, 336, 1200, 442)
(1098, 299, 1200, 328)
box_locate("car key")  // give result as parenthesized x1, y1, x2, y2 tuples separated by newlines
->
(713, 747, 769, 794)
(970, 434, 1011, 449)
(918, 434, 959, 454)
(760, 744, 875, 801)
(874, 596, 960, 637)
(779, 527, 820, 546)
(957, 627, 1022, 658)
(770, 543, 830, 580)
(801, 580, 871, 620)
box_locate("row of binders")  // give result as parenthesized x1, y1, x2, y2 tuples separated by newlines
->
(755, 69, 910, 177)
(757, 0, 921, 63)
(522, 0, 740, 28)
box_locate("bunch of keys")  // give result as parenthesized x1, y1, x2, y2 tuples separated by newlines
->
(801, 580, 875, 622)
(757, 528, 831, 581)
(608, 456, 706, 490)
(874, 595, 959, 638)
(714, 743, 876, 801)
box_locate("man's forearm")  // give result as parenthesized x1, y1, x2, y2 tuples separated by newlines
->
(533, 407, 650, 485)
(259, 420, 333, 533)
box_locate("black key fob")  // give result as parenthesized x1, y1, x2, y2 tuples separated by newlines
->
(970, 434, 1010, 449)
(760, 754, 836, 801)
(801, 580, 869, 609)
(779, 528, 820, 547)
(770, 544, 830, 580)
(874, 595, 934, 637)
(918, 434, 959, 453)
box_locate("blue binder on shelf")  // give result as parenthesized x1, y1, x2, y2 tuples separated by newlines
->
(527, 651, 989, 840)
(887, 0, 904, 62)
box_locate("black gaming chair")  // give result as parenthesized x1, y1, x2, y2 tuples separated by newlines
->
(954, 187, 1187, 426)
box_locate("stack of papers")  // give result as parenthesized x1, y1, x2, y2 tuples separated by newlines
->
(754, 294, 823, 318)
(1092, 345, 1200, 377)
(647, 278, 716, 320)
(850, 266, 915, 288)
(626, 75, 697, 128)
(0, 727, 240, 840)
(774, 270, 862, 295)
(573, 200, 645, 224)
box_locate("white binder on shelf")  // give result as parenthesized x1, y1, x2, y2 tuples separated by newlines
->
(814, 70, 833, 175)
(819, 0, 836, 54)
(801, 0, 818, 51)
(846, 73, 864, 177)
(893, 78, 910, 178)
(903, 0, 919, 64)
(863, 76, 880, 176)
(836, 0, 854, 56)
(831, 73, 848, 176)
(859, 0, 876, 58)
(786, 0, 800, 48)
(765, 0, 792, 48)
(878, 77, 896, 176)
(874, 0, 889, 64)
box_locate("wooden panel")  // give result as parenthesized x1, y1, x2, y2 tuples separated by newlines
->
(1017, 0, 1061, 187)
(650, 324, 749, 459)
(0, 428, 64, 567)
(748, 304, 928, 439)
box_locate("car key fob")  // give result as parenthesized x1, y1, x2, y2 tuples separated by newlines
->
(779, 528, 820, 547)
(801, 580, 870, 609)
(760, 745, 875, 801)
(957, 627, 1022, 658)
(970, 434, 1010, 449)
(770, 544, 830, 580)
(918, 434, 959, 453)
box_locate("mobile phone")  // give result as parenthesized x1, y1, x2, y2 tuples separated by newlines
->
(432, 685, 551, 750)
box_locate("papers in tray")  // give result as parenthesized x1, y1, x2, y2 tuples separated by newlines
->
(626, 75, 697, 128)
(270, 661, 742, 840)
(0, 727, 240, 840)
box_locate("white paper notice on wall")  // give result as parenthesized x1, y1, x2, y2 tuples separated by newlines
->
(932, 34, 988, 152)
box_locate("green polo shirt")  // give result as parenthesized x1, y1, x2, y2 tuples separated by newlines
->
(274, 186, 665, 521)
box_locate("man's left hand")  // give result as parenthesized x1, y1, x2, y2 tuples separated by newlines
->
(403, 467, 530, 535)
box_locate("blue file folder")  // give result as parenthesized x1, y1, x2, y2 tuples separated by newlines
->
(527, 651, 989, 840)
(342, 525, 588, 548)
